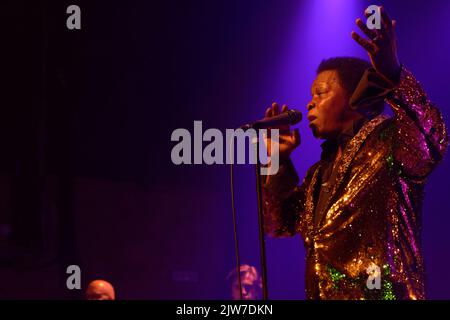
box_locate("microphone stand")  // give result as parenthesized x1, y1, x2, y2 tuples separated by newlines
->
(254, 127, 269, 300)
(239, 111, 301, 300)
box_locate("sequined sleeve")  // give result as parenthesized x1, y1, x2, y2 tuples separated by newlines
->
(261, 159, 316, 237)
(351, 65, 448, 179)
(387, 66, 449, 179)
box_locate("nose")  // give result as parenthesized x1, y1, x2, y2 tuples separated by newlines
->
(307, 102, 315, 111)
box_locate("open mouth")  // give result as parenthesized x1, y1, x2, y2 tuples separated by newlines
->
(307, 115, 317, 122)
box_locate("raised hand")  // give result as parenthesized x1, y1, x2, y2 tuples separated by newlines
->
(351, 6, 401, 82)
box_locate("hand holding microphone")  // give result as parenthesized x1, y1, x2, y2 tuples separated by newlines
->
(263, 102, 301, 161)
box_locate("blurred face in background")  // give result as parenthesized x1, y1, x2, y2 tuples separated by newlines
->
(230, 265, 262, 300)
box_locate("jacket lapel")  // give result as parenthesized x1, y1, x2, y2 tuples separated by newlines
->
(319, 115, 389, 224)
(303, 164, 322, 237)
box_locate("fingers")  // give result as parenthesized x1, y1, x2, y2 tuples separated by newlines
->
(361, 6, 395, 41)
(351, 31, 377, 54)
(277, 128, 301, 148)
(278, 135, 296, 145)
(271, 102, 280, 116)
(380, 6, 392, 33)
(356, 18, 377, 39)
(265, 102, 291, 134)
(264, 102, 300, 149)
(278, 105, 290, 134)
(266, 102, 288, 118)
(355, 16, 386, 50)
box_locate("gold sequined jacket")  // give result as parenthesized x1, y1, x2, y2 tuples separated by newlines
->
(262, 66, 448, 300)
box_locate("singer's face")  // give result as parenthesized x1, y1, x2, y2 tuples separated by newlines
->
(307, 70, 355, 139)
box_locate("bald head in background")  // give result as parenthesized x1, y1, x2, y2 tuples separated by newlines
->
(85, 280, 115, 300)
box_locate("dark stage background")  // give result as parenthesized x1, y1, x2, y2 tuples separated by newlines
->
(0, 0, 449, 299)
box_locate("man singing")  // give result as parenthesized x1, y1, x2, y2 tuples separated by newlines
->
(262, 7, 448, 299)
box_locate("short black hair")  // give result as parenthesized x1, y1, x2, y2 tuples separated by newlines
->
(317, 56, 370, 96)
(316, 56, 384, 117)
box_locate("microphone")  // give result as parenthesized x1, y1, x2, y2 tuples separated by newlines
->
(240, 109, 302, 130)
